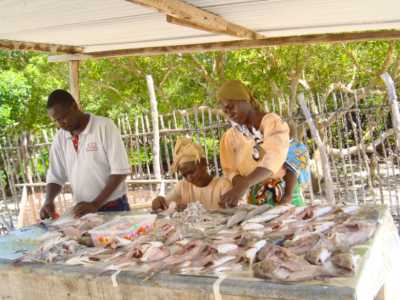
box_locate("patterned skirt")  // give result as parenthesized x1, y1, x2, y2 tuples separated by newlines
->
(247, 180, 304, 207)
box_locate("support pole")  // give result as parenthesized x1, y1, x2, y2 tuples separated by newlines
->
(146, 75, 162, 192)
(380, 72, 400, 152)
(69, 60, 80, 105)
(298, 93, 336, 204)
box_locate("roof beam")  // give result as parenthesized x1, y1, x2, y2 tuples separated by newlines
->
(126, 0, 264, 39)
(0, 39, 83, 54)
(48, 30, 400, 63)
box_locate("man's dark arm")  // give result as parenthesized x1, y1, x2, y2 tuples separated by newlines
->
(73, 174, 127, 217)
(40, 183, 62, 219)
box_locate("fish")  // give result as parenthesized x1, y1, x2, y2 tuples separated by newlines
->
(212, 255, 236, 268)
(245, 240, 267, 263)
(247, 230, 265, 239)
(165, 228, 183, 245)
(216, 243, 238, 254)
(340, 205, 359, 215)
(245, 205, 271, 220)
(253, 244, 329, 282)
(284, 234, 321, 255)
(296, 205, 333, 220)
(140, 245, 170, 263)
(227, 210, 248, 228)
(163, 240, 207, 267)
(330, 252, 355, 272)
(242, 223, 265, 231)
(291, 221, 335, 242)
(305, 246, 331, 265)
(245, 205, 293, 224)
(330, 221, 376, 249)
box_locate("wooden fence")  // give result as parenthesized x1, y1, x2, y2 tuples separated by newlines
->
(1, 90, 400, 229)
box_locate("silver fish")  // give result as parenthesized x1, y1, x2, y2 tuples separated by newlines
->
(242, 223, 265, 231)
(245, 205, 293, 224)
(227, 210, 248, 228)
(216, 243, 238, 254)
(245, 205, 271, 220)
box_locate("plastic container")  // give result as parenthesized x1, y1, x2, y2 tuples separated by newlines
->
(89, 214, 156, 247)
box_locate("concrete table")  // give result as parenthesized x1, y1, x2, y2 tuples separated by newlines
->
(0, 207, 399, 300)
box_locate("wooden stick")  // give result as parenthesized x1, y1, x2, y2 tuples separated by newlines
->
(0, 39, 83, 54)
(69, 61, 80, 105)
(381, 72, 400, 152)
(48, 30, 400, 62)
(127, 0, 263, 39)
(146, 75, 162, 181)
(298, 93, 335, 204)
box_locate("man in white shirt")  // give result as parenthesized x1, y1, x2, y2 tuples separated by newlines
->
(39, 89, 131, 218)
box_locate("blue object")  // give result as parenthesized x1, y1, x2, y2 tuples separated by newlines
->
(284, 140, 311, 185)
(0, 225, 47, 261)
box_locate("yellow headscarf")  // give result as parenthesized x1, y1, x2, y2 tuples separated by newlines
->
(216, 80, 264, 112)
(171, 137, 205, 172)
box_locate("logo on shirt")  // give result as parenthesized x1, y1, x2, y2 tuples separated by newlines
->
(86, 142, 98, 152)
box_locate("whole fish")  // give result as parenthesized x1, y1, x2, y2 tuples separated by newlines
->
(242, 223, 265, 231)
(253, 245, 329, 282)
(292, 221, 335, 242)
(330, 221, 376, 249)
(284, 234, 321, 255)
(227, 210, 248, 228)
(216, 243, 238, 254)
(245, 205, 293, 224)
(163, 240, 207, 267)
(245, 205, 271, 220)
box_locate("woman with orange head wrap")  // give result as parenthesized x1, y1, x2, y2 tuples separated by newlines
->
(217, 80, 304, 208)
(152, 137, 233, 212)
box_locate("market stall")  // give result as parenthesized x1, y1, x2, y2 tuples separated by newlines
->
(0, 204, 399, 300)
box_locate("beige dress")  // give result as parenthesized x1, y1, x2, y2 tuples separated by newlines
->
(165, 177, 232, 210)
(220, 113, 290, 181)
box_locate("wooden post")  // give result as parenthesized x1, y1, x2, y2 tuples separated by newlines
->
(69, 60, 80, 105)
(146, 75, 162, 181)
(380, 72, 400, 152)
(298, 93, 336, 204)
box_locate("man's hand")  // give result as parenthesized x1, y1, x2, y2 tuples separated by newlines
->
(219, 177, 249, 208)
(73, 202, 99, 218)
(152, 196, 168, 212)
(40, 201, 56, 220)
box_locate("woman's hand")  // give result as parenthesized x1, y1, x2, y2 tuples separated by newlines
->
(219, 176, 249, 208)
(152, 196, 168, 212)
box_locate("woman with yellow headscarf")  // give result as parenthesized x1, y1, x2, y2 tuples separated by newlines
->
(152, 137, 232, 212)
(217, 80, 303, 208)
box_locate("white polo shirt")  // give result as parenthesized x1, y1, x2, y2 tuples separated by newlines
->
(46, 114, 131, 204)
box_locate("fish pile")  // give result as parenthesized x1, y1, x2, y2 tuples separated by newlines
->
(19, 203, 380, 283)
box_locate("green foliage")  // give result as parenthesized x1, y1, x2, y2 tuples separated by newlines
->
(1, 41, 400, 136)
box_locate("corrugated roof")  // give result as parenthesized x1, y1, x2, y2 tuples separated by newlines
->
(1, 0, 400, 53)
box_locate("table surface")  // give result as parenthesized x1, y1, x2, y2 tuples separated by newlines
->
(0, 206, 399, 300)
